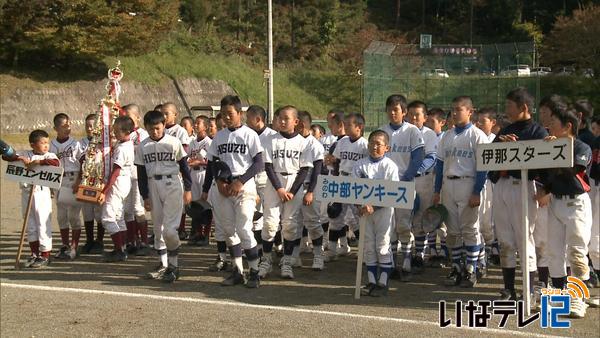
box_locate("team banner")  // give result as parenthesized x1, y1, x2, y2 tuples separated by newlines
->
(315, 175, 415, 209)
(5, 162, 64, 189)
(476, 138, 573, 171)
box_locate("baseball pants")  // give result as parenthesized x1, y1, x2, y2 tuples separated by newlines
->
(22, 186, 53, 252)
(329, 203, 359, 231)
(124, 177, 146, 222)
(547, 193, 592, 281)
(148, 175, 183, 251)
(102, 176, 131, 235)
(493, 177, 537, 271)
(533, 205, 550, 268)
(589, 183, 599, 269)
(412, 174, 434, 237)
(210, 179, 257, 249)
(262, 173, 304, 242)
(479, 179, 495, 244)
(56, 173, 82, 230)
(299, 185, 324, 240)
(441, 177, 481, 248)
(363, 207, 394, 266)
(208, 185, 239, 243)
(253, 172, 268, 232)
(82, 203, 102, 223)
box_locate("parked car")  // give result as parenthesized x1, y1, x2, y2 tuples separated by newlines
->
(500, 64, 531, 77)
(424, 68, 450, 78)
(530, 67, 551, 76)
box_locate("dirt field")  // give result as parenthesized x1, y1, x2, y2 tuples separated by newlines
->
(1, 160, 598, 337)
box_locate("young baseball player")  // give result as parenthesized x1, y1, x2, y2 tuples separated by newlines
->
(207, 117, 218, 139)
(79, 114, 105, 255)
(355, 130, 400, 296)
(98, 116, 135, 262)
(123, 104, 151, 256)
(488, 87, 548, 300)
(187, 115, 212, 246)
(536, 107, 593, 318)
(259, 106, 312, 279)
(296, 110, 326, 270)
(246, 105, 278, 258)
(3, 130, 60, 268)
(50, 113, 83, 260)
(380, 95, 424, 279)
(474, 107, 500, 272)
(328, 113, 369, 261)
(204, 95, 264, 288)
(137, 110, 193, 283)
(433, 96, 488, 288)
(310, 124, 325, 140)
(161, 102, 191, 240)
(180, 116, 195, 145)
(407, 100, 437, 272)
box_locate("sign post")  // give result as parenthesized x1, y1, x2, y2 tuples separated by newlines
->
(477, 138, 573, 315)
(5, 162, 64, 269)
(315, 175, 416, 299)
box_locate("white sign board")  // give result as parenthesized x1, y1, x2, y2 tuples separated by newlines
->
(420, 34, 432, 49)
(477, 138, 573, 171)
(4, 162, 64, 189)
(314, 175, 415, 209)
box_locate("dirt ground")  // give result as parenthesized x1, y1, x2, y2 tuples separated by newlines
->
(1, 160, 599, 337)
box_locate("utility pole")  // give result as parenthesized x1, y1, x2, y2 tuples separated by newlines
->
(469, 0, 473, 46)
(267, 0, 274, 124)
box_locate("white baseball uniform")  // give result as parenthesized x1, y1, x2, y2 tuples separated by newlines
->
(207, 125, 262, 249)
(412, 126, 437, 237)
(437, 125, 487, 261)
(124, 128, 149, 222)
(79, 137, 102, 223)
(18, 150, 58, 252)
(262, 132, 312, 242)
(102, 140, 134, 235)
(352, 156, 399, 266)
(166, 124, 190, 146)
(254, 126, 278, 231)
(189, 135, 212, 201)
(299, 134, 326, 240)
(478, 132, 496, 245)
(330, 136, 368, 232)
(380, 123, 424, 244)
(135, 134, 186, 251)
(50, 137, 83, 231)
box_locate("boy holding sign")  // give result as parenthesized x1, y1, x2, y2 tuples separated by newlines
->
(3, 130, 60, 268)
(354, 130, 399, 296)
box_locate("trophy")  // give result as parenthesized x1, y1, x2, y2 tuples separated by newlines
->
(76, 61, 125, 203)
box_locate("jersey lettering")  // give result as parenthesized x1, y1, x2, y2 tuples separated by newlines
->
(143, 152, 176, 163)
(56, 147, 74, 160)
(272, 149, 301, 160)
(217, 143, 247, 155)
(340, 151, 365, 161)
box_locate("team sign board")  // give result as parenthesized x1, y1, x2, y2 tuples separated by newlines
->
(476, 138, 573, 171)
(4, 162, 64, 189)
(315, 175, 416, 209)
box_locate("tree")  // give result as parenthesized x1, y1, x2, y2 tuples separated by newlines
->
(541, 4, 600, 72)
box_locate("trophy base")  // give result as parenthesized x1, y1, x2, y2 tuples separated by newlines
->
(76, 186, 102, 203)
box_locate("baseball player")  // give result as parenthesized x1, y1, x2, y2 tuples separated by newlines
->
(590, 116, 600, 289)
(259, 106, 312, 279)
(536, 107, 593, 318)
(296, 110, 326, 270)
(407, 100, 438, 273)
(136, 110, 193, 283)
(80, 114, 105, 255)
(207, 117, 218, 139)
(488, 87, 548, 300)
(355, 130, 400, 296)
(50, 113, 83, 260)
(310, 124, 325, 140)
(328, 113, 369, 261)
(474, 107, 499, 273)
(379, 95, 424, 279)
(246, 105, 277, 255)
(3, 130, 60, 268)
(123, 104, 151, 256)
(98, 116, 135, 262)
(433, 96, 488, 288)
(187, 115, 212, 246)
(161, 102, 191, 240)
(180, 116, 196, 145)
(204, 95, 264, 288)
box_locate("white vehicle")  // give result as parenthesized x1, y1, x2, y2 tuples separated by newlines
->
(424, 68, 450, 78)
(530, 67, 551, 76)
(500, 64, 531, 77)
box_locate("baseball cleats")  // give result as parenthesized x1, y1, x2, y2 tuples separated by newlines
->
(146, 264, 167, 279)
(25, 255, 38, 268)
(89, 241, 104, 255)
(312, 255, 324, 271)
(55, 245, 71, 260)
(258, 256, 273, 278)
(221, 269, 244, 286)
(81, 241, 95, 254)
(68, 246, 78, 260)
(477, 263, 488, 280)
(209, 257, 232, 272)
(461, 271, 477, 288)
(444, 264, 462, 286)
(339, 244, 352, 256)
(30, 256, 49, 268)
(280, 256, 294, 279)
(498, 289, 519, 301)
(369, 283, 388, 297)
(178, 229, 189, 240)
(246, 268, 260, 288)
(361, 283, 376, 296)
(104, 250, 127, 262)
(162, 265, 180, 283)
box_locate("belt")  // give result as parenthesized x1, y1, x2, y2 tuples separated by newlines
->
(446, 175, 473, 180)
(554, 193, 579, 200)
(416, 171, 431, 177)
(278, 172, 294, 176)
(341, 171, 351, 176)
(151, 174, 173, 180)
